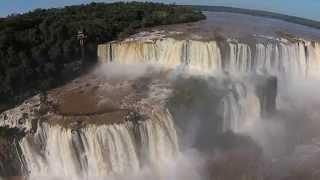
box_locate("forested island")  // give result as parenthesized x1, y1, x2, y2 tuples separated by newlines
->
(0, 2, 205, 111)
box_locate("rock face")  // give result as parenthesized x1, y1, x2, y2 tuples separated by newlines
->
(257, 76, 278, 116)
(0, 137, 23, 177)
(0, 96, 40, 133)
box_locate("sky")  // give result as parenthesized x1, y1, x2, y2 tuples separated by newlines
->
(0, 0, 319, 21)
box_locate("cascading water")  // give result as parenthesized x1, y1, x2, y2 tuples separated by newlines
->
(187, 40, 222, 73)
(227, 42, 252, 73)
(139, 110, 179, 168)
(20, 123, 140, 179)
(98, 39, 186, 67)
(1, 32, 319, 179)
(220, 81, 261, 133)
(98, 38, 320, 78)
(253, 42, 309, 78)
(19, 110, 179, 179)
(97, 38, 320, 134)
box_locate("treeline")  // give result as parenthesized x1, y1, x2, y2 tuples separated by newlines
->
(0, 2, 205, 109)
(191, 5, 320, 29)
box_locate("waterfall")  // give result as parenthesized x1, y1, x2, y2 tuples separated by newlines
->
(220, 81, 261, 132)
(98, 39, 186, 67)
(227, 42, 252, 73)
(19, 110, 179, 179)
(253, 42, 309, 77)
(1, 34, 317, 179)
(187, 40, 222, 73)
(98, 39, 320, 78)
(307, 42, 320, 77)
(139, 110, 179, 168)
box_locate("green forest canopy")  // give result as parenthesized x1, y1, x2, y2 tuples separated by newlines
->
(0, 2, 205, 108)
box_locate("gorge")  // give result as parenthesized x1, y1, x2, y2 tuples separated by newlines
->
(1, 11, 320, 180)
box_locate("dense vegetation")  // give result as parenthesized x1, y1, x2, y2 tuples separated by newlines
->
(191, 6, 320, 29)
(0, 2, 204, 110)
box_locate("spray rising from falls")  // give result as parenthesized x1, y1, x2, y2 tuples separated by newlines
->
(97, 37, 296, 134)
(19, 110, 178, 179)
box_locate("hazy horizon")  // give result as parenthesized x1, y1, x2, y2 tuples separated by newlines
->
(0, 0, 319, 21)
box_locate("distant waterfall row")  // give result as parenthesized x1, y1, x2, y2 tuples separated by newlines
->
(19, 110, 178, 179)
(98, 38, 320, 77)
